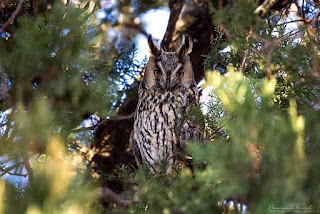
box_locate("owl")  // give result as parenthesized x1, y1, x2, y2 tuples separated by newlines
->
(130, 34, 202, 174)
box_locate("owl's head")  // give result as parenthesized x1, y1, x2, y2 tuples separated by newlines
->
(142, 35, 195, 91)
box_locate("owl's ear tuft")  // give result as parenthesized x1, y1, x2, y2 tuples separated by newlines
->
(177, 34, 193, 58)
(148, 35, 162, 56)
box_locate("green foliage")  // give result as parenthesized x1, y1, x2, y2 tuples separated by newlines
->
(200, 0, 319, 212)
(1, 3, 114, 117)
(0, 2, 115, 159)
(113, 45, 145, 90)
(1, 136, 97, 214)
(198, 71, 308, 211)
(0, 1, 136, 213)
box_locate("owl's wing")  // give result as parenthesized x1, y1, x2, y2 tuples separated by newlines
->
(129, 131, 142, 166)
(178, 85, 203, 147)
(177, 119, 203, 172)
(179, 120, 204, 148)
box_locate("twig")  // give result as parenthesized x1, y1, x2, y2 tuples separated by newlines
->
(0, 162, 24, 177)
(239, 54, 249, 73)
(124, 23, 148, 38)
(302, 0, 306, 22)
(254, 0, 280, 17)
(160, 0, 184, 50)
(239, 31, 302, 76)
(274, 19, 307, 27)
(239, 28, 254, 72)
(6, 171, 28, 177)
(1, 0, 25, 32)
(97, 187, 138, 206)
(22, 154, 33, 183)
(71, 112, 134, 133)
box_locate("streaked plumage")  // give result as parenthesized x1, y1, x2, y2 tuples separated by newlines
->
(130, 35, 201, 173)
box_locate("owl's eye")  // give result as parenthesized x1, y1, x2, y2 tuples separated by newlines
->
(176, 70, 184, 78)
(154, 69, 162, 76)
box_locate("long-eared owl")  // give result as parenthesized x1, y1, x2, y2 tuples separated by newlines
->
(130, 35, 201, 173)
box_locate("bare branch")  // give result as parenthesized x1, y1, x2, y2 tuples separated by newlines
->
(239, 53, 249, 73)
(254, 0, 280, 17)
(97, 187, 138, 206)
(5, 171, 28, 177)
(302, 0, 306, 22)
(160, 0, 184, 50)
(1, 0, 25, 32)
(239, 31, 302, 76)
(71, 112, 134, 133)
(124, 23, 148, 38)
(22, 154, 33, 182)
(0, 162, 24, 177)
(274, 19, 307, 27)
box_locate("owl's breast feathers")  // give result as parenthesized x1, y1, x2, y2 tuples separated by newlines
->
(130, 84, 200, 173)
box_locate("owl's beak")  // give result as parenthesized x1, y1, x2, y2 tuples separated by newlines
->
(165, 78, 171, 91)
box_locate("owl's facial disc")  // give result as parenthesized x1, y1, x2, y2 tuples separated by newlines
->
(156, 61, 183, 91)
(143, 38, 195, 92)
